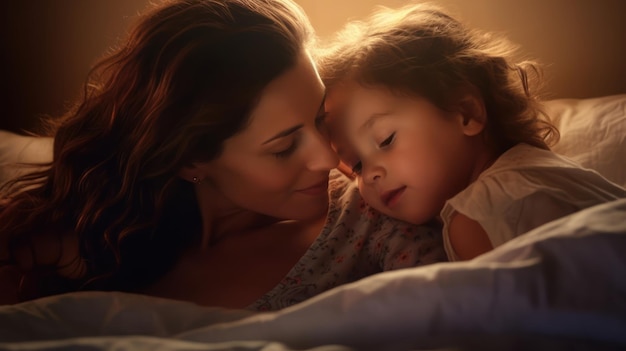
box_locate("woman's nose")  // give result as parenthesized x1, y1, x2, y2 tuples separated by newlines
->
(306, 131, 340, 171)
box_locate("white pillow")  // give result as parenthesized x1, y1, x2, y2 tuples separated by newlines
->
(546, 94, 626, 188)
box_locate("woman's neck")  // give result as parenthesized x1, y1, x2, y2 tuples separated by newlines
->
(207, 209, 280, 247)
(194, 185, 281, 248)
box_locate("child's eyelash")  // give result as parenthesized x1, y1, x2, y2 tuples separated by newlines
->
(315, 111, 328, 128)
(379, 132, 395, 148)
(351, 161, 362, 175)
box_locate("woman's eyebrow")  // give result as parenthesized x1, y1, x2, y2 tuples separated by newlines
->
(263, 92, 327, 145)
(262, 125, 303, 144)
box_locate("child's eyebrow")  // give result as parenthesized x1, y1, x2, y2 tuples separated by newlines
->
(360, 112, 392, 132)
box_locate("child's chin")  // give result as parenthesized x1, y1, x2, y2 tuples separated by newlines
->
(397, 211, 435, 226)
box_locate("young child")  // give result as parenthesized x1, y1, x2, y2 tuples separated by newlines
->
(317, 3, 626, 261)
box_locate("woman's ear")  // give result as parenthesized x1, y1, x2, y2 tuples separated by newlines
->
(178, 163, 207, 184)
(455, 92, 487, 136)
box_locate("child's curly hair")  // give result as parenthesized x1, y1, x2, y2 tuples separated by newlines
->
(316, 2, 558, 153)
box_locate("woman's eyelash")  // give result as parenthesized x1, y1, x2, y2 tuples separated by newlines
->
(379, 132, 395, 148)
(273, 141, 298, 158)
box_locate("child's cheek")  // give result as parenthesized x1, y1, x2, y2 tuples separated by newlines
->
(358, 181, 382, 211)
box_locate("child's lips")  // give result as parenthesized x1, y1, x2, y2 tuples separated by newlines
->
(381, 186, 406, 207)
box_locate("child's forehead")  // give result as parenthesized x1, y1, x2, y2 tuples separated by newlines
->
(329, 80, 425, 106)
(327, 81, 392, 110)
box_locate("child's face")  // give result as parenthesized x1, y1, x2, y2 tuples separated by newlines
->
(325, 82, 482, 224)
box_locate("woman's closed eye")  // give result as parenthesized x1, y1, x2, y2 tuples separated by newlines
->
(379, 132, 395, 148)
(272, 136, 300, 159)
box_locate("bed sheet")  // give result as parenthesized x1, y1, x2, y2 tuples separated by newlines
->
(0, 198, 625, 350)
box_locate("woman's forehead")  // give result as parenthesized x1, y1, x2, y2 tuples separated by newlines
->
(253, 56, 322, 121)
(226, 53, 325, 146)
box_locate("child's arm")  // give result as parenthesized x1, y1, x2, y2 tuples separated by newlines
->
(447, 212, 493, 261)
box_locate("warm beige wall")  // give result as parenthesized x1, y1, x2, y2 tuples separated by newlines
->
(0, 0, 149, 133)
(297, 0, 626, 100)
(1, 0, 624, 133)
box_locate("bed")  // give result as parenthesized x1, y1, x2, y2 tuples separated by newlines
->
(0, 94, 625, 350)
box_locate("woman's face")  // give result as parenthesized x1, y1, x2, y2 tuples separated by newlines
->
(192, 53, 339, 221)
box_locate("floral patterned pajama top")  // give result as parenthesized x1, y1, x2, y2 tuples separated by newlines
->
(248, 170, 446, 311)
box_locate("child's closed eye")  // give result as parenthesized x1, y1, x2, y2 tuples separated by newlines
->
(351, 161, 362, 175)
(379, 132, 395, 148)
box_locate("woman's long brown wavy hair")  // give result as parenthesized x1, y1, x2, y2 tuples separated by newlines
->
(0, 0, 313, 301)
(316, 3, 558, 154)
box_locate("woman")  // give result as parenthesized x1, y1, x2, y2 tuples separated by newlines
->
(0, 0, 445, 310)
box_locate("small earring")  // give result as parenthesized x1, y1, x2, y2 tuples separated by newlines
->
(192, 176, 202, 184)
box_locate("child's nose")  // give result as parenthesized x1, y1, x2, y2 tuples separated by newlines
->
(362, 164, 385, 184)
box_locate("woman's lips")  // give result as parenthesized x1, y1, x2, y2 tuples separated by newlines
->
(297, 179, 329, 195)
(381, 186, 406, 207)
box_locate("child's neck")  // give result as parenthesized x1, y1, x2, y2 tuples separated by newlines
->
(469, 144, 499, 183)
